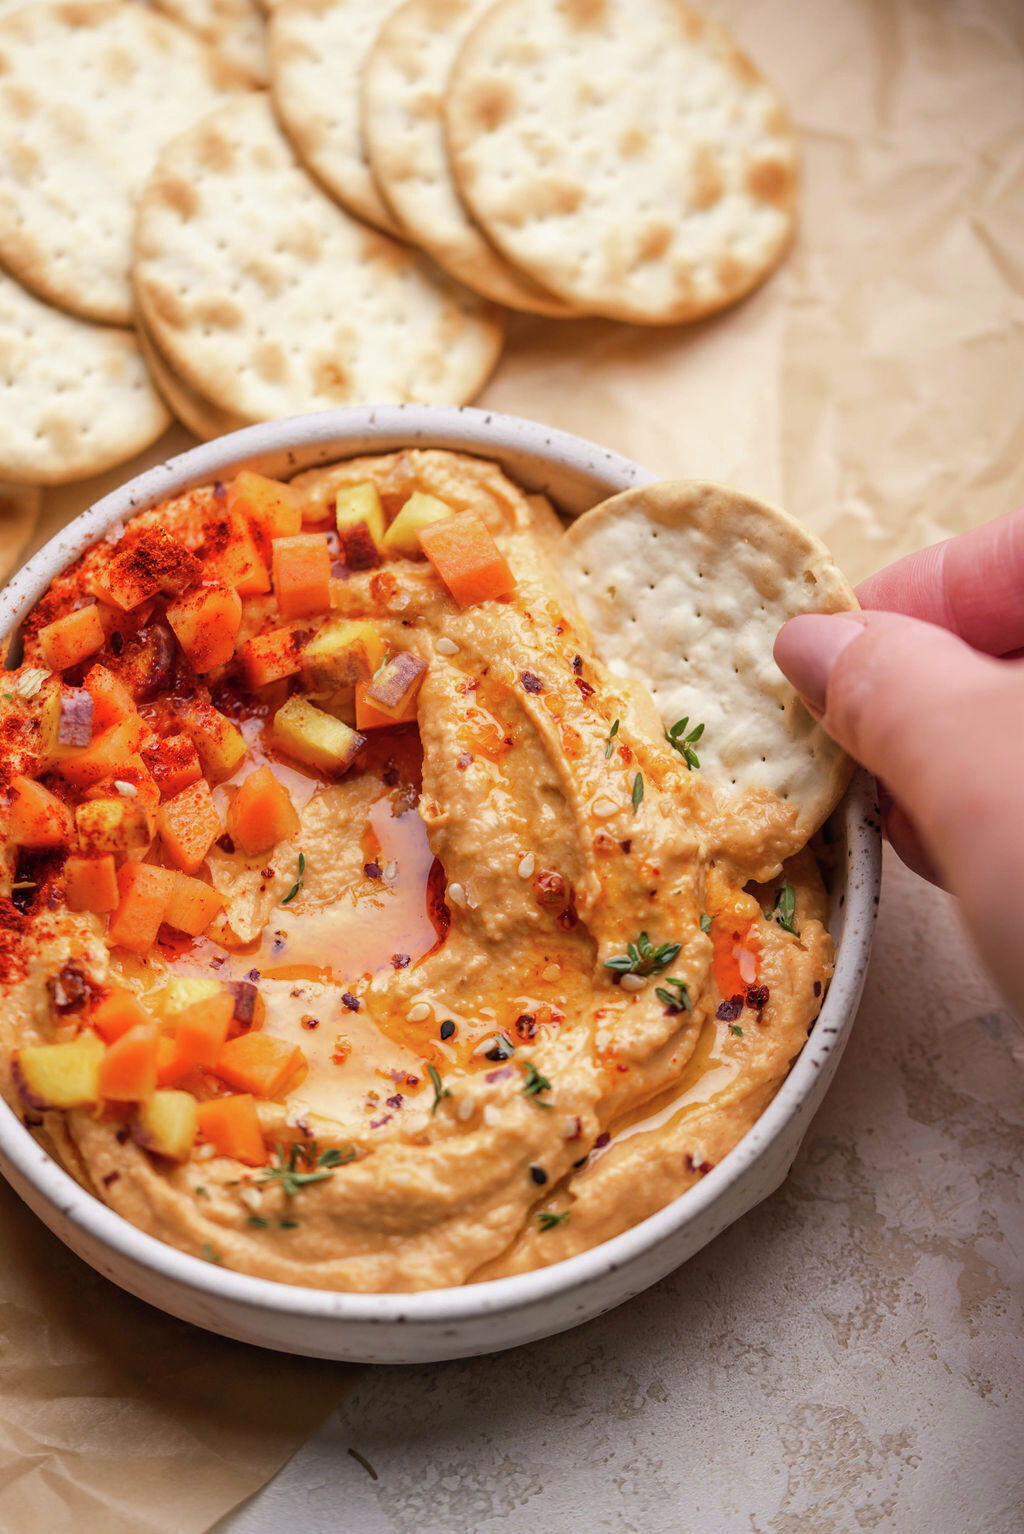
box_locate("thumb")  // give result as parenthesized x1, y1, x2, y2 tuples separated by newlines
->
(775, 610, 1024, 1005)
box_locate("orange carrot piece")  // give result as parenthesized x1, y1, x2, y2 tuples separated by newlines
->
(96, 528, 202, 610)
(166, 583, 243, 673)
(91, 987, 153, 1044)
(155, 777, 222, 874)
(8, 776, 74, 847)
(56, 714, 147, 787)
(107, 863, 175, 954)
(163, 872, 226, 936)
(238, 626, 302, 689)
(418, 512, 516, 607)
(271, 534, 331, 619)
(227, 765, 300, 855)
(227, 471, 303, 557)
(98, 1022, 159, 1102)
(215, 1033, 306, 1099)
(204, 510, 271, 596)
(155, 1034, 189, 1088)
(173, 993, 234, 1069)
(84, 664, 137, 728)
(354, 679, 418, 731)
(196, 1094, 266, 1165)
(141, 734, 203, 799)
(37, 605, 106, 671)
(65, 853, 119, 914)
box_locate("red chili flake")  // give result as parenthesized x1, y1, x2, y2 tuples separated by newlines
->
(342, 992, 360, 1012)
(217, 833, 235, 854)
(101, 1171, 120, 1188)
(369, 1114, 392, 1130)
(616, 1063, 629, 1073)
(456, 751, 474, 770)
(813, 980, 822, 997)
(571, 654, 583, 674)
(260, 866, 275, 880)
(209, 955, 226, 970)
(619, 839, 632, 854)
(594, 1131, 610, 1148)
(684, 1154, 714, 1176)
(364, 861, 383, 880)
(386, 1094, 404, 1110)
(519, 671, 544, 694)
(574, 677, 595, 698)
(556, 905, 578, 931)
(716, 997, 744, 1022)
(47, 962, 100, 1015)
(115, 1126, 130, 1145)
(300, 1015, 319, 1030)
(514, 1013, 537, 1040)
(746, 984, 770, 1018)
(533, 870, 566, 908)
(391, 953, 410, 969)
(382, 763, 400, 787)
(246, 968, 261, 982)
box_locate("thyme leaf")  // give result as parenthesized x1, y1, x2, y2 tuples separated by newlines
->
(604, 931, 682, 977)
(699, 913, 712, 934)
(665, 715, 704, 770)
(427, 1062, 452, 1115)
(655, 977, 692, 1013)
(729, 1024, 744, 1037)
(257, 1138, 354, 1197)
(770, 879, 798, 936)
(631, 772, 644, 813)
(537, 1210, 570, 1232)
(281, 850, 306, 906)
(522, 1060, 553, 1107)
(603, 718, 620, 759)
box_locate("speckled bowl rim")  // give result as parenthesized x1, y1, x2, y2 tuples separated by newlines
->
(0, 405, 882, 1328)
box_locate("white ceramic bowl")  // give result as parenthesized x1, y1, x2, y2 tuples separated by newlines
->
(0, 406, 881, 1363)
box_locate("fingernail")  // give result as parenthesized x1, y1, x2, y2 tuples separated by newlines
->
(773, 614, 867, 714)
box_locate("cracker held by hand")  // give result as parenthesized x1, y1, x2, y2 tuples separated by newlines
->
(0, 1, 233, 326)
(133, 94, 504, 419)
(446, 0, 798, 324)
(269, 0, 405, 237)
(558, 481, 858, 854)
(363, 0, 576, 316)
(0, 268, 169, 485)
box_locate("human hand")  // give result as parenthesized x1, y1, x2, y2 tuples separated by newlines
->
(774, 507, 1024, 1010)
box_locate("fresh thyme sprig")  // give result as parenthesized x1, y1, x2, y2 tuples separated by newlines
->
(257, 1139, 354, 1196)
(655, 977, 693, 1013)
(427, 1063, 452, 1115)
(604, 930, 682, 977)
(665, 716, 704, 769)
(604, 718, 620, 759)
(537, 1210, 570, 1232)
(769, 879, 798, 935)
(522, 1060, 553, 1108)
(281, 851, 305, 906)
(631, 772, 644, 813)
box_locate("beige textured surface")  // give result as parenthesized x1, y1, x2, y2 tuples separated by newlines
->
(0, 267, 170, 485)
(134, 94, 505, 418)
(269, 0, 404, 236)
(0, 1, 234, 325)
(446, 0, 797, 324)
(0, 481, 39, 582)
(560, 480, 857, 844)
(363, 0, 576, 316)
(153, 0, 270, 84)
(137, 318, 249, 441)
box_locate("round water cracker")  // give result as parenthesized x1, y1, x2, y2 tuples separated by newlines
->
(152, 0, 269, 85)
(363, 0, 577, 317)
(269, 0, 405, 238)
(558, 481, 858, 844)
(0, 266, 170, 486)
(134, 93, 505, 419)
(445, 0, 798, 325)
(0, 481, 41, 585)
(0, 1, 236, 326)
(136, 318, 249, 442)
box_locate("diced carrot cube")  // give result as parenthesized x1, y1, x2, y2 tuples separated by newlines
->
(272, 534, 331, 619)
(214, 1033, 306, 1099)
(8, 776, 74, 847)
(172, 993, 234, 1070)
(196, 1093, 266, 1165)
(156, 778, 222, 874)
(166, 583, 242, 673)
(65, 853, 119, 914)
(181, 702, 246, 780)
(419, 511, 517, 606)
(355, 679, 418, 730)
(56, 714, 147, 787)
(141, 734, 203, 799)
(37, 605, 106, 671)
(226, 765, 300, 856)
(238, 626, 302, 689)
(156, 1034, 189, 1088)
(75, 795, 153, 854)
(163, 872, 226, 936)
(98, 1022, 159, 1102)
(82, 753, 161, 817)
(203, 510, 271, 596)
(227, 471, 303, 558)
(97, 527, 202, 610)
(107, 863, 175, 954)
(91, 986, 153, 1043)
(84, 664, 137, 728)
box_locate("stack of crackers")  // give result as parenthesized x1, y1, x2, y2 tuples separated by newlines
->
(0, 0, 798, 498)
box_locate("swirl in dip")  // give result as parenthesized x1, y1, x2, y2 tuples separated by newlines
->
(0, 451, 833, 1290)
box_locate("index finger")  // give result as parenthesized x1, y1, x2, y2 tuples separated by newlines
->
(855, 505, 1024, 657)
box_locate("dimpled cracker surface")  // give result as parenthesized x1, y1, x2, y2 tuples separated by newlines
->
(136, 318, 248, 442)
(0, 1, 234, 326)
(559, 482, 858, 842)
(0, 267, 170, 485)
(153, 0, 269, 84)
(364, 0, 575, 315)
(446, 0, 798, 324)
(134, 94, 504, 418)
(269, 0, 405, 237)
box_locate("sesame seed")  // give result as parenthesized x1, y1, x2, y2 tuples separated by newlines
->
(517, 853, 536, 879)
(448, 882, 466, 907)
(113, 780, 137, 797)
(592, 797, 618, 819)
(384, 860, 398, 879)
(435, 636, 459, 656)
(407, 1002, 432, 1023)
(439, 1020, 456, 1040)
(472, 1035, 499, 1056)
(457, 1094, 476, 1121)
